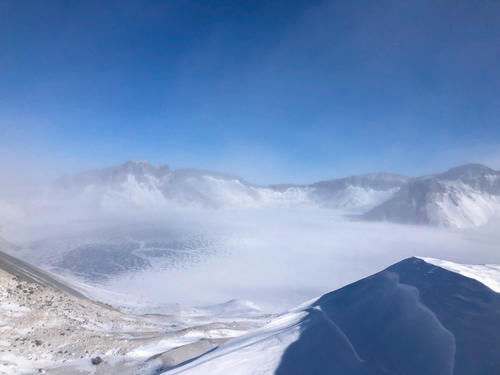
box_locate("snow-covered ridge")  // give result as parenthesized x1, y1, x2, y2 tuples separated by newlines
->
(3, 161, 500, 229)
(166, 257, 500, 375)
(48, 160, 409, 213)
(60, 161, 500, 227)
(364, 163, 500, 227)
(419, 256, 500, 292)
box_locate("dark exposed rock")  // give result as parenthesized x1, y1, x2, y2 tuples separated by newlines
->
(91, 356, 103, 365)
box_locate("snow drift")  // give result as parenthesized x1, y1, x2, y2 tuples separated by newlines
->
(167, 257, 500, 375)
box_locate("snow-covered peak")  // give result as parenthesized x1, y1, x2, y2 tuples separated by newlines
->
(364, 164, 500, 227)
(438, 163, 498, 180)
(166, 257, 500, 375)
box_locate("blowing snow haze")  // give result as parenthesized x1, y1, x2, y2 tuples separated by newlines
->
(3, 160, 499, 233)
(2, 160, 500, 312)
(1, 0, 500, 373)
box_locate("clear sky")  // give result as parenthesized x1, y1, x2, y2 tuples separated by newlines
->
(1, 0, 499, 183)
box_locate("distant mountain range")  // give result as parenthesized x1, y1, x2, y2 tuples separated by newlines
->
(53, 161, 500, 228)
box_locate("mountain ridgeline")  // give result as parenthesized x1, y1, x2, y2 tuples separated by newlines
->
(55, 161, 500, 228)
(166, 257, 500, 375)
(363, 164, 500, 227)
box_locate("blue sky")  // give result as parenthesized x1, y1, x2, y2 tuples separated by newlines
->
(1, 0, 499, 183)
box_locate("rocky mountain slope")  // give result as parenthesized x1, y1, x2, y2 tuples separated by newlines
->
(364, 164, 500, 227)
(0, 251, 270, 375)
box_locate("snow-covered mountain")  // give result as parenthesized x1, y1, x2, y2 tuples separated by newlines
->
(5, 161, 500, 230)
(52, 160, 407, 212)
(364, 164, 500, 227)
(53, 160, 306, 210)
(307, 172, 408, 211)
(166, 257, 500, 375)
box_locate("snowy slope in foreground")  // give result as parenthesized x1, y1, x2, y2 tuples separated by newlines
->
(166, 257, 500, 375)
(0, 251, 272, 374)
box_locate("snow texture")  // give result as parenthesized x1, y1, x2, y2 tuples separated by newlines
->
(167, 257, 500, 375)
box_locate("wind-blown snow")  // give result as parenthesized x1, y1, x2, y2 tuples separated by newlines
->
(319, 185, 399, 212)
(3, 161, 500, 316)
(10, 206, 500, 314)
(166, 311, 307, 375)
(427, 182, 500, 228)
(365, 164, 500, 228)
(166, 257, 500, 375)
(420, 257, 500, 292)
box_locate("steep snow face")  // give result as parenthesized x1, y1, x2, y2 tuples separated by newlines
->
(364, 164, 500, 228)
(167, 257, 500, 375)
(426, 181, 500, 227)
